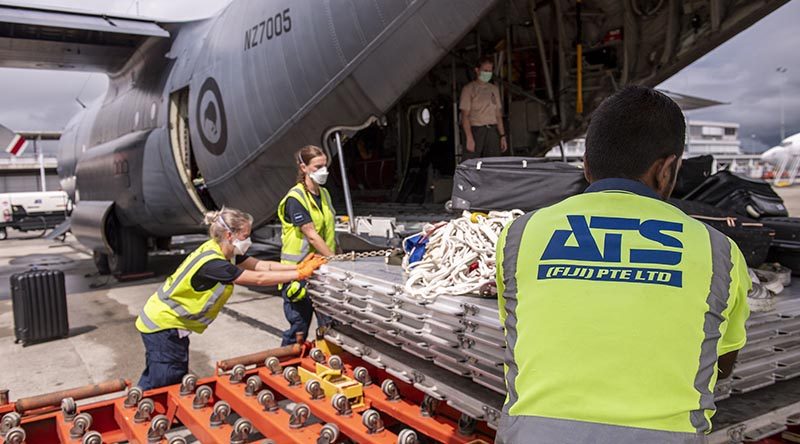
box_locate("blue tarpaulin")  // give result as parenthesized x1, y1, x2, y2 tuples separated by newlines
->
(403, 233, 430, 265)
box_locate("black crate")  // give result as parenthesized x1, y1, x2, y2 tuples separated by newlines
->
(11, 269, 69, 346)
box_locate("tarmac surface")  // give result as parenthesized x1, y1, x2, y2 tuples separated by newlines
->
(779, 185, 800, 216)
(0, 185, 797, 412)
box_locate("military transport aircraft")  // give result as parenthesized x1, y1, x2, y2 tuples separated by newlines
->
(0, 0, 788, 274)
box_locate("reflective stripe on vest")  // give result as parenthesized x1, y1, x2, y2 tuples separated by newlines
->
(158, 282, 227, 326)
(496, 415, 707, 444)
(137, 308, 160, 331)
(279, 189, 314, 262)
(281, 238, 309, 263)
(499, 212, 533, 416)
(277, 184, 335, 265)
(690, 225, 733, 432)
(136, 240, 233, 334)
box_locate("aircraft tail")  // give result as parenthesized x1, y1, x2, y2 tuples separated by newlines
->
(0, 124, 28, 156)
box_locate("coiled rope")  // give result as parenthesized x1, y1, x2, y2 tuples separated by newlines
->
(403, 210, 523, 302)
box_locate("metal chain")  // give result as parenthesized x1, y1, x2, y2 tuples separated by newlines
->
(323, 248, 401, 262)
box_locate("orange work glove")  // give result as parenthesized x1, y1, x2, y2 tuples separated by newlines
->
(299, 253, 326, 266)
(297, 256, 328, 280)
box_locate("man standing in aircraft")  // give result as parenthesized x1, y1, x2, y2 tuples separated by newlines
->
(460, 56, 507, 159)
(495, 86, 751, 443)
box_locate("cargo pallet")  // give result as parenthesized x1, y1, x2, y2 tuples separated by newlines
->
(0, 341, 494, 444)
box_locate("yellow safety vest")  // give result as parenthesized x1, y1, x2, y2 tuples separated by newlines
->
(495, 182, 751, 443)
(135, 239, 234, 334)
(277, 183, 336, 265)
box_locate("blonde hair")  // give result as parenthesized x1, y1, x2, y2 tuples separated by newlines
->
(295, 145, 326, 184)
(203, 207, 253, 243)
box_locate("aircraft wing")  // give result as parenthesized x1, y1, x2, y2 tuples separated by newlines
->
(658, 90, 728, 111)
(0, 2, 169, 72)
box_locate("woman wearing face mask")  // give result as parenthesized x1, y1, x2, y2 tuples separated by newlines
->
(134, 207, 326, 390)
(277, 145, 337, 346)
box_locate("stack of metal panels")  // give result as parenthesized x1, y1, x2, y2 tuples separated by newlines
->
(729, 297, 800, 396)
(309, 258, 506, 392)
(310, 258, 800, 402)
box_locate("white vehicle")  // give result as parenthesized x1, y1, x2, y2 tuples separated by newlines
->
(0, 191, 69, 240)
(761, 132, 800, 185)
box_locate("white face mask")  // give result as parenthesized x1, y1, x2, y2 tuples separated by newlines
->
(232, 237, 252, 256)
(309, 166, 329, 185)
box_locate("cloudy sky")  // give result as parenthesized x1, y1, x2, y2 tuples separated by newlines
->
(0, 0, 797, 156)
(660, 0, 800, 152)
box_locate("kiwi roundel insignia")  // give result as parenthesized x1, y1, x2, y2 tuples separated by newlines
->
(197, 77, 228, 155)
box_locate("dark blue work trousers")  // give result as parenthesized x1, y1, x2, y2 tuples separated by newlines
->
(280, 291, 332, 346)
(281, 295, 314, 346)
(137, 329, 189, 390)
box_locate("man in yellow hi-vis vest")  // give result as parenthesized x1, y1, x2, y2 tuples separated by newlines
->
(277, 145, 337, 346)
(496, 86, 751, 443)
(135, 207, 325, 390)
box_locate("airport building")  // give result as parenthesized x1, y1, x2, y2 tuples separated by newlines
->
(685, 120, 742, 156)
(0, 154, 60, 193)
(0, 135, 61, 193)
(545, 120, 743, 159)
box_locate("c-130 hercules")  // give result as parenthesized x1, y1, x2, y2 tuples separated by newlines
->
(0, 0, 787, 275)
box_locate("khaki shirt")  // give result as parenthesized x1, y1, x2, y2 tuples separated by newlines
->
(459, 80, 502, 126)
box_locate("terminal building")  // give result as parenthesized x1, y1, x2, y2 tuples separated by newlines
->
(546, 119, 743, 159)
(0, 135, 60, 193)
(685, 120, 742, 156)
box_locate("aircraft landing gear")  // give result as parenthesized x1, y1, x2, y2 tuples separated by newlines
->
(107, 226, 147, 276)
(93, 251, 111, 275)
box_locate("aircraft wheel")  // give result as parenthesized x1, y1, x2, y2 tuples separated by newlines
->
(108, 226, 148, 275)
(93, 251, 111, 275)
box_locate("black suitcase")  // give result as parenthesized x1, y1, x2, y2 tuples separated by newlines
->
(683, 170, 788, 218)
(450, 157, 588, 212)
(11, 269, 69, 346)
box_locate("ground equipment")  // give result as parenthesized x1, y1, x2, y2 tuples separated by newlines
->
(0, 343, 496, 443)
(0, 191, 69, 240)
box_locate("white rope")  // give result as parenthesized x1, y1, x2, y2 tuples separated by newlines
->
(402, 210, 523, 302)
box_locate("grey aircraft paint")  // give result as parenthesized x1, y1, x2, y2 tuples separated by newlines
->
(0, 0, 789, 273)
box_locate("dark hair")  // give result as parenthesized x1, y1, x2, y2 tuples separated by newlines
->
(584, 86, 685, 180)
(475, 55, 494, 69)
(295, 145, 325, 183)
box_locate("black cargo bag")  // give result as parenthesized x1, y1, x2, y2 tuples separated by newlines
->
(11, 269, 69, 346)
(683, 170, 788, 219)
(762, 217, 800, 275)
(451, 157, 588, 212)
(670, 199, 775, 268)
(672, 155, 713, 199)
(767, 242, 800, 276)
(762, 217, 800, 244)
